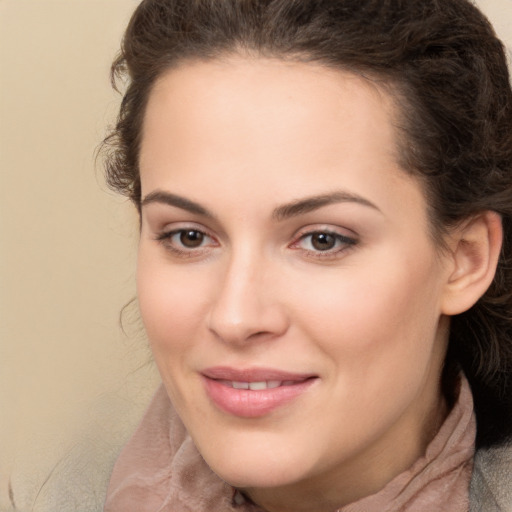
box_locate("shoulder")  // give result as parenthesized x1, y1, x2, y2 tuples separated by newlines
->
(470, 442, 512, 512)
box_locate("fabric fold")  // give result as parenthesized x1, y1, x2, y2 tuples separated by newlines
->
(104, 376, 476, 512)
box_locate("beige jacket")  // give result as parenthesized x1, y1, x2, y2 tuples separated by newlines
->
(470, 443, 512, 511)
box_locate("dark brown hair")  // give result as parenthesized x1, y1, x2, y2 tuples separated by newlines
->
(103, 0, 512, 448)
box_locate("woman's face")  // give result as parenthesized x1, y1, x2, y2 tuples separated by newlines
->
(137, 58, 454, 508)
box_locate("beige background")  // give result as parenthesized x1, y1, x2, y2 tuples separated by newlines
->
(0, 2, 160, 511)
(0, 1, 510, 511)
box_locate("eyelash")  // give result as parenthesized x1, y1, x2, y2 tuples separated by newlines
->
(290, 230, 358, 260)
(156, 228, 218, 257)
(155, 227, 358, 260)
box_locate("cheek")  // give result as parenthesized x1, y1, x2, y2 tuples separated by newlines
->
(292, 257, 446, 434)
(136, 250, 208, 354)
(294, 251, 444, 368)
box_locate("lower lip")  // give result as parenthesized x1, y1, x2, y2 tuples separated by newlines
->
(202, 377, 316, 418)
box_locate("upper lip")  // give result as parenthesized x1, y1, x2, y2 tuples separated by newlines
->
(201, 366, 316, 382)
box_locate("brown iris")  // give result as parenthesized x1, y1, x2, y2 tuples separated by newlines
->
(311, 233, 336, 251)
(180, 230, 204, 248)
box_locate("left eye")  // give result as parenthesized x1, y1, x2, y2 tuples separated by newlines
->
(296, 231, 356, 252)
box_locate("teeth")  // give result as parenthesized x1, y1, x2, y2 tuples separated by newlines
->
(249, 381, 267, 391)
(232, 381, 250, 389)
(229, 380, 283, 390)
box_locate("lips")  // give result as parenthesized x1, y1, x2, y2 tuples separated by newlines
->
(201, 366, 317, 418)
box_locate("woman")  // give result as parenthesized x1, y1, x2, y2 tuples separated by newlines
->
(103, 0, 512, 510)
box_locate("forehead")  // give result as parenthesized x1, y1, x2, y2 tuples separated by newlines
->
(141, 56, 400, 171)
(139, 57, 425, 225)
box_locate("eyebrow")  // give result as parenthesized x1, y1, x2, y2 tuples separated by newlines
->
(141, 190, 215, 218)
(272, 191, 381, 221)
(140, 189, 380, 220)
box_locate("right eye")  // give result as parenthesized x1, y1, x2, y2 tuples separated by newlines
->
(174, 229, 207, 248)
(156, 228, 218, 256)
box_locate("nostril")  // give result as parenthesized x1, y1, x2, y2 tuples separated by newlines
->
(248, 330, 271, 339)
(207, 313, 288, 345)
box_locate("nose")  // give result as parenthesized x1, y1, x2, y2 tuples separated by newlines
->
(206, 253, 289, 345)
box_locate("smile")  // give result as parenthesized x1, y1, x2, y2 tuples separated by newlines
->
(201, 367, 318, 418)
(219, 380, 300, 390)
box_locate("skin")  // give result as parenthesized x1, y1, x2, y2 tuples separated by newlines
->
(136, 57, 483, 512)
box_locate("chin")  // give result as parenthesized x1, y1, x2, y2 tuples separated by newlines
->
(212, 462, 299, 489)
(198, 436, 312, 489)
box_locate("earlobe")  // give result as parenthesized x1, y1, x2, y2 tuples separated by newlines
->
(441, 211, 503, 316)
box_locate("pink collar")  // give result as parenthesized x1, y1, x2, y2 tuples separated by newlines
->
(105, 376, 475, 512)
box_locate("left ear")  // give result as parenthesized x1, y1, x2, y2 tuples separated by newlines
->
(441, 211, 503, 315)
